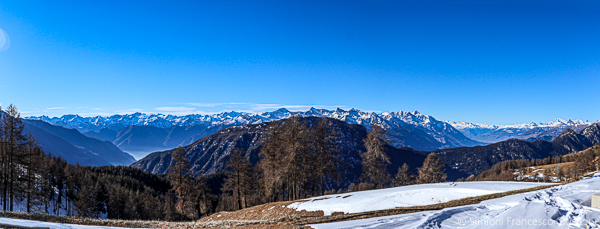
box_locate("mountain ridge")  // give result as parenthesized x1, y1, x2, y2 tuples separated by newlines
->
(447, 118, 594, 143)
(131, 116, 469, 183)
(27, 108, 482, 157)
(431, 123, 600, 175)
(21, 120, 136, 166)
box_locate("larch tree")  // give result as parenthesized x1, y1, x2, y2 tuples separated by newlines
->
(281, 114, 310, 201)
(194, 176, 214, 217)
(1, 104, 27, 211)
(167, 146, 194, 220)
(417, 153, 447, 184)
(309, 117, 341, 196)
(258, 124, 286, 203)
(259, 116, 337, 202)
(22, 135, 44, 213)
(222, 148, 254, 210)
(359, 124, 392, 189)
(393, 163, 413, 187)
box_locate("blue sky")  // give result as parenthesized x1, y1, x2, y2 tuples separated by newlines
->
(0, 0, 599, 125)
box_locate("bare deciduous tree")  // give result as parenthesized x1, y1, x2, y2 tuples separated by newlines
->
(359, 125, 391, 189)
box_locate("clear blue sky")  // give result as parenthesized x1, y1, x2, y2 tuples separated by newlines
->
(0, 0, 599, 125)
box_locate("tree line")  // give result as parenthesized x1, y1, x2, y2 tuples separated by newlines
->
(0, 104, 447, 221)
(474, 143, 600, 182)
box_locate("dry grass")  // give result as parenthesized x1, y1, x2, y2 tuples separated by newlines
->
(198, 201, 322, 223)
(0, 210, 312, 229)
(0, 211, 167, 228)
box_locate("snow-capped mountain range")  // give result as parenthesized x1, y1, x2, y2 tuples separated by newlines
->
(449, 118, 590, 130)
(27, 108, 480, 158)
(27, 108, 595, 159)
(447, 118, 594, 143)
(29, 108, 454, 132)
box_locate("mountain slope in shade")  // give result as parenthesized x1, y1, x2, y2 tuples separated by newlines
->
(29, 108, 482, 159)
(430, 123, 600, 175)
(22, 120, 136, 166)
(133, 118, 600, 181)
(131, 117, 467, 183)
(22, 123, 111, 166)
(448, 119, 592, 143)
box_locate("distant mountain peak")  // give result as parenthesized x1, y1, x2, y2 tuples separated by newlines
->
(556, 128, 577, 138)
(274, 108, 290, 113)
(335, 107, 346, 113)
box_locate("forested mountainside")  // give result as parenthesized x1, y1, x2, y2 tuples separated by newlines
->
(475, 144, 600, 182)
(29, 108, 481, 158)
(430, 123, 600, 175)
(131, 117, 468, 183)
(133, 118, 600, 182)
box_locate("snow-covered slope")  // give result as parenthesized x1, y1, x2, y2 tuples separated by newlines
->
(448, 118, 592, 143)
(27, 108, 481, 153)
(289, 182, 552, 216)
(311, 175, 600, 229)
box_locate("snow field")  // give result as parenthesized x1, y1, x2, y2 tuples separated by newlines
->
(310, 176, 600, 228)
(288, 181, 552, 216)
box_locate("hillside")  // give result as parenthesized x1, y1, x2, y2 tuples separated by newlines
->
(287, 182, 551, 216)
(22, 123, 111, 166)
(475, 143, 600, 182)
(429, 123, 600, 175)
(131, 117, 463, 184)
(195, 181, 554, 227)
(133, 122, 600, 183)
(22, 119, 136, 166)
(310, 176, 600, 228)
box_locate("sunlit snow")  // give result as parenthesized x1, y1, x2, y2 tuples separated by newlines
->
(289, 181, 552, 216)
(311, 175, 600, 229)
